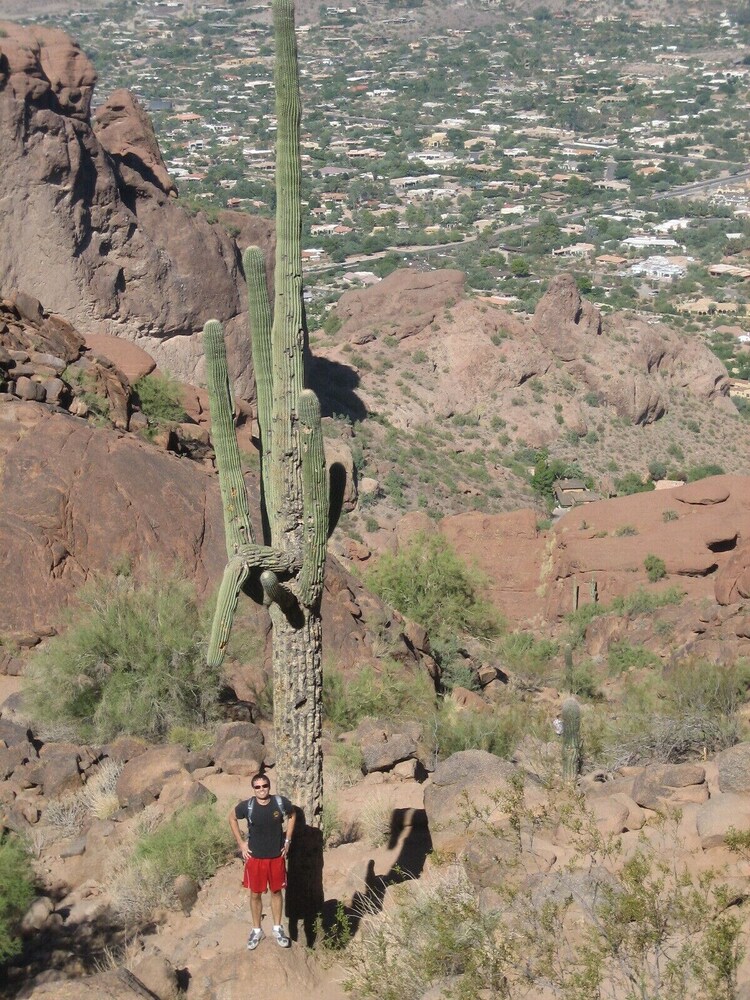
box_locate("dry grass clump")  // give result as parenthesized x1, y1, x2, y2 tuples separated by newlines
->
(43, 759, 124, 837)
(80, 758, 122, 820)
(359, 795, 393, 848)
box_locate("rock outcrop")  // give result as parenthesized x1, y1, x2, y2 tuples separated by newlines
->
(318, 270, 732, 437)
(0, 23, 272, 396)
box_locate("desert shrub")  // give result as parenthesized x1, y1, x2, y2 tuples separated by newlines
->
(343, 863, 504, 1000)
(615, 524, 638, 536)
(568, 660, 602, 701)
(498, 632, 558, 686)
(133, 802, 234, 886)
(342, 819, 743, 1000)
(366, 533, 503, 642)
(615, 472, 654, 495)
(44, 759, 123, 835)
(687, 463, 725, 481)
(662, 508, 678, 522)
(323, 661, 434, 734)
(589, 658, 743, 769)
(607, 640, 660, 674)
(0, 835, 35, 963)
(565, 587, 684, 648)
(133, 372, 186, 424)
(611, 586, 684, 617)
(644, 553, 667, 582)
(648, 459, 668, 481)
(665, 657, 750, 720)
(26, 571, 219, 742)
(428, 701, 544, 763)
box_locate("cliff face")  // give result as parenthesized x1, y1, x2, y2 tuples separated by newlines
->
(0, 23, 271, 397)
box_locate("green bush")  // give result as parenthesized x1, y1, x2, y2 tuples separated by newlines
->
(644, 554, 667, 582)
(133, 372, 186, 425)
(615, 472, 654, 496)
(0, 836, 35, 963)
(499, 632, 558, 685)
(323, 661, 434, 733)
(429, 703, 541, 762)
(366, 533, 503, 642)
(26, 571, 219, 742)
(608, 641, 660, 674)
(687, 463, 725, 482)
(134, 802, 234, 885)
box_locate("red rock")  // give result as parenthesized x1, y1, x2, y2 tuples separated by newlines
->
(674, 481, 731, 505)
(0, 24, 271, 397)
(84, 334, 156, 385)
(94, 89, 177, 199)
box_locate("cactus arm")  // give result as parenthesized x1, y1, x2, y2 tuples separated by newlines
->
(561, 697, 582, 782)
(297, 389, 327, 608)
(261, 569, 295, 609)
(207, 558, 251, 667)
(243, 245, 275, 529)
(270, 0, 305, 544)
(203, 319, 255, 556)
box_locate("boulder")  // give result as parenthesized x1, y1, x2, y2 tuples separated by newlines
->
(116, 745, 189, 810)
(84, 333, 156, 385)
(20, 896, 55, 933)
(715, 743, 750, 794)
(424, 749, 517, 857)
(361, 733, 417, 774)
(158, 772, 213, 811)
(131, 949, 178, 1000)
(589, 796, 629, 836)
(213, 721, 265, 777)
(38, 749, 81, 798)
(696, 794, 750, 850)
(631, 763, 707, 812)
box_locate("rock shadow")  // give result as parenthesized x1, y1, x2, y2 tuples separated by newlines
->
(307, 355, 368, 423)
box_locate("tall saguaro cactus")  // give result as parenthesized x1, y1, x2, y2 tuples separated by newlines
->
(203, 0, 326, 832)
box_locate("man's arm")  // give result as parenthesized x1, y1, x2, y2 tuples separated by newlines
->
(282, 806, 297, 857)
(229, 807, 251, 861)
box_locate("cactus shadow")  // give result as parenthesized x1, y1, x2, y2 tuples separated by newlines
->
(307, 355, 368, 423)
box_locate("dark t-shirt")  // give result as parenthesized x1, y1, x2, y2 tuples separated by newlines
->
(235, 795, 293, 859)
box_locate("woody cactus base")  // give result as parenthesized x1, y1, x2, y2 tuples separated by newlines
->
(203, 0, 327, 830)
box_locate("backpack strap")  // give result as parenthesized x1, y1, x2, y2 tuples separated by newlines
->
(247, 795, 286, 823)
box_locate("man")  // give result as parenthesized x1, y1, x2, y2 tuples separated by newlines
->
(229, 772, 296, 950)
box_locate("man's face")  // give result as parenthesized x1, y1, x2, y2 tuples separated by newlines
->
(253, 777, 271, 800)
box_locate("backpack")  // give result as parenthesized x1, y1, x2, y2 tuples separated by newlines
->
(247, 794, 286, 825)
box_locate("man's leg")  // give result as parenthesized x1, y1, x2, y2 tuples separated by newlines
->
(270, 889, 283, 926)
(250, 891, 263, 928)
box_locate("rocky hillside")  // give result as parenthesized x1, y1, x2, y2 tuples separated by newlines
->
(0, 291, 425, 698)
(0, 22, 272, 398)
(310, 269, 748, 554)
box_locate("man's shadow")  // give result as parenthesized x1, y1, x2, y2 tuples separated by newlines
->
(319, 806, 433, 942)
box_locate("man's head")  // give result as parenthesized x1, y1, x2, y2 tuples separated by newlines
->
(251, 772, 271, 800)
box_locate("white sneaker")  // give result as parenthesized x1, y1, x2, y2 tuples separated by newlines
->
(273, 925, 291, 948)
(247, 928, 264, 950)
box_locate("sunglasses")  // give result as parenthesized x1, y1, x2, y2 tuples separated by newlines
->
(253, 783, 270, 790)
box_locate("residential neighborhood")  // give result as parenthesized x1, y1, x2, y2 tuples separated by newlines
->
(28, 0, 750, 379)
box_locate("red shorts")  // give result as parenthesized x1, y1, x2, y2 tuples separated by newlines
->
(242, 855, 287, 894)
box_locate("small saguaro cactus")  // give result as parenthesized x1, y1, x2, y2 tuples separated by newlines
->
(202, 0, 327, 831)
(564, 643, 574, 694)
(561, 697, 582, 782)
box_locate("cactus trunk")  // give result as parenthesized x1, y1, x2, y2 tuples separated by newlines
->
(203, 0, 326, 836)
(561, 697, 582, 782)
